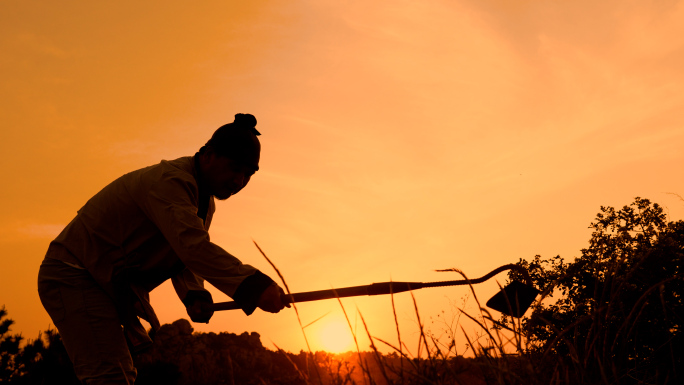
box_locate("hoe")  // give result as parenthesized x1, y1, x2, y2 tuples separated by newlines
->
(210, 263, 539, 318)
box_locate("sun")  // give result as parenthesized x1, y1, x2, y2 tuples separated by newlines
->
(318, 319, 355, 353)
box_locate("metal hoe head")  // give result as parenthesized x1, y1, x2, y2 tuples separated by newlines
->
(486, 280, 540, 318)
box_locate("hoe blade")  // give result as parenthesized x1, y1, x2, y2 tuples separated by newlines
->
(486, 281, 539, 318)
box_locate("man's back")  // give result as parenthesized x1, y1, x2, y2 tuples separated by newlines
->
(49, 156, 209, 292)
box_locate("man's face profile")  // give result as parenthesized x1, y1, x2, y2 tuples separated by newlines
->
(203, 152, 257, 200)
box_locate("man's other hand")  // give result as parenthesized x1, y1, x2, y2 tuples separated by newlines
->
(187, 299, 214, 323)
(257, 283, 291, 313)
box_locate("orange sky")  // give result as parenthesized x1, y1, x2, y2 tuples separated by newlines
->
(2, 0, 684, 355)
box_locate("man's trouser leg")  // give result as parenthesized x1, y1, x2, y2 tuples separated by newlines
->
(38, 257, 136, 385)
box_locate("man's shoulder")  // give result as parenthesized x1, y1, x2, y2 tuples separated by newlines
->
(136, 156, 194, 177)
(125, 156, 197, 189)
(158, 156, 195, 174)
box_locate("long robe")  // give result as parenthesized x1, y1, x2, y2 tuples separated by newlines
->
(44, 155, 273, 348)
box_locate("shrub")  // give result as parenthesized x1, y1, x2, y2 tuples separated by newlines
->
(507, 197, 684, 384)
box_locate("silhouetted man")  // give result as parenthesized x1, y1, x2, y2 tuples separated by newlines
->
(38, 113, 288, 384)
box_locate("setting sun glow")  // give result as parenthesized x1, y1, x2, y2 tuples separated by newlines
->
(317, 320, 355, 354)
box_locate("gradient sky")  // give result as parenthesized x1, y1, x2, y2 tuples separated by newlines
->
(2, 0, 684, 354)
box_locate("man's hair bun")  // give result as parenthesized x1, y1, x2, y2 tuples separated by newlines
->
(234, 113, 259, 135)
(202, 113, 261, 168)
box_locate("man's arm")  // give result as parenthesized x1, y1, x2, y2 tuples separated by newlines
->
(141, 172, 279, 314)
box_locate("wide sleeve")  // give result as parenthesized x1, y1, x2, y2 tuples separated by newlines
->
(171, 267, 212, 307)
(141, 172, 273, 314)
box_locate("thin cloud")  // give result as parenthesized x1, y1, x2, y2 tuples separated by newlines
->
(16, 32, 69, 58)
(17, 223, 64, 239)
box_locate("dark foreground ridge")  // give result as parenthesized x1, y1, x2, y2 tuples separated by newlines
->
(134, 318, 301, 385)
(134, 319, 484, 385)
(1, 314, 486, 385)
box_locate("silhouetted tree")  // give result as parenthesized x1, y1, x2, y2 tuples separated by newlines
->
(0, 306, 78, 385)
(508, 197, 683, 384)
(1, 306, 23, 382)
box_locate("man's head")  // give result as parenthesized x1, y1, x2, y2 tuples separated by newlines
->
(199, 113, 261, 200)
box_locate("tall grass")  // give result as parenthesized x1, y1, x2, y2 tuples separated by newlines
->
(256, 242, 522, 384)
(258, 243, 681, 385)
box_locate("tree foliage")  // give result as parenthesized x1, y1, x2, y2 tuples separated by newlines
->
(0, 306, 23, 382)
(508, 197, 684, 384)
(0, 306, 78, 385)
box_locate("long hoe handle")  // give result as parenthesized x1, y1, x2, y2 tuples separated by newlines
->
(209, 263, 529, 312)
